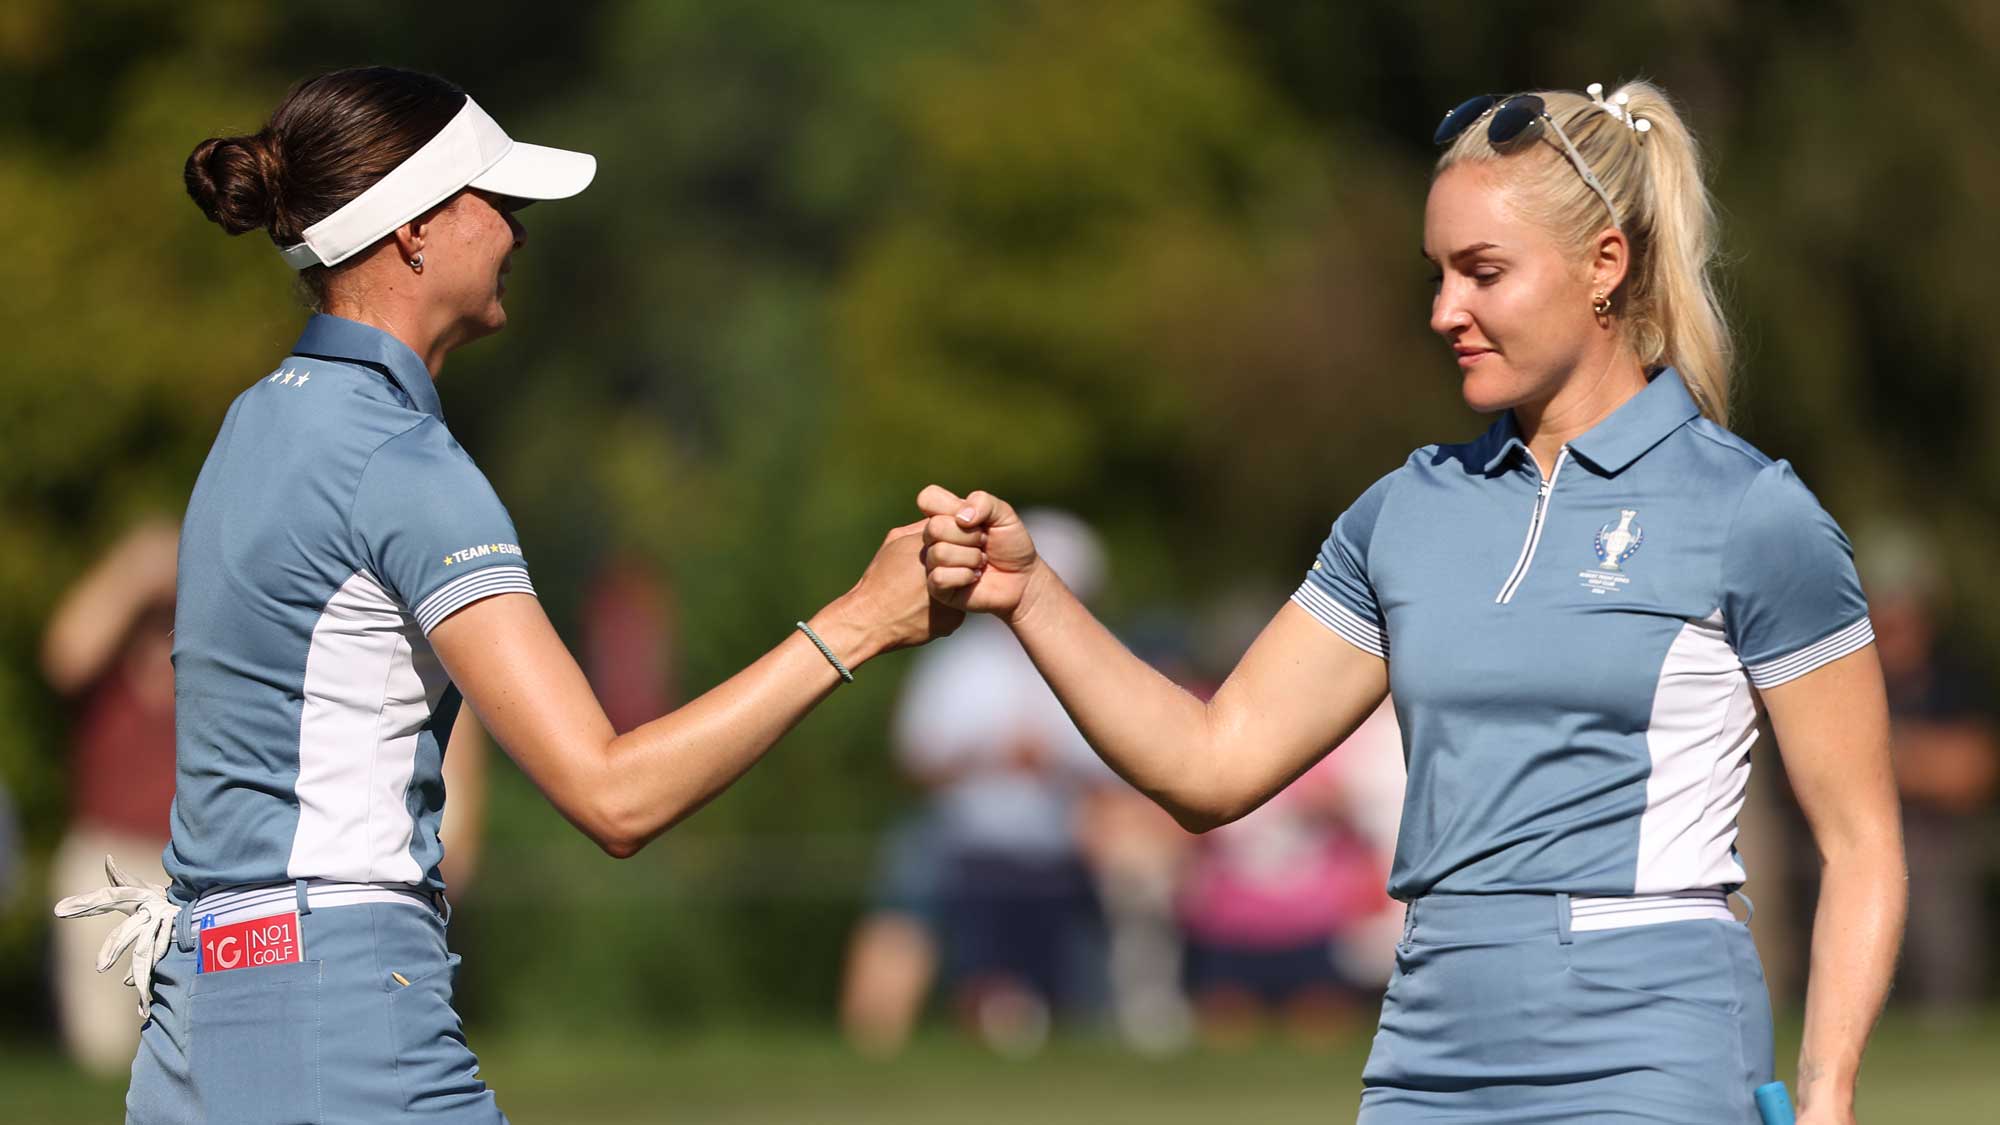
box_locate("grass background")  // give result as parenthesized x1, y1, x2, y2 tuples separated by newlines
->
(5, 1013, 1995, 1122)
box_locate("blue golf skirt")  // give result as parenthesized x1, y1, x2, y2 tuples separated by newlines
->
(1359, 891, 1775, 1123)
(126, 882, 504, 1124)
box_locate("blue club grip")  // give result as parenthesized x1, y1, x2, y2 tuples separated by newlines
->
(1754, 1081, 1796, 1124)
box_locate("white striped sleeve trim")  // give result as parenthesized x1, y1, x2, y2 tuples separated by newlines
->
(1744, 615, 1874, 689)
(1290, 580, 1388, 659)
(415, 565, 536, 633)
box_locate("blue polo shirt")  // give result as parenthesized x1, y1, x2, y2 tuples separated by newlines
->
(166, 314, 534, 899)
(1293, 369, 1871, 900)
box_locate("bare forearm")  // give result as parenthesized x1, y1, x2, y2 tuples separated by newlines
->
(41, 523, 179, 691)
(1005, 568, 1220, 827)
(43, 565, 151, 689)
(593, 601, 880, 851)
(914, 487, 1386, 830)
(1796, 848, 1907, 1113)
(442, 525, 946, 857)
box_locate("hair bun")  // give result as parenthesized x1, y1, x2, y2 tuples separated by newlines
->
(184, 132, 284, 237)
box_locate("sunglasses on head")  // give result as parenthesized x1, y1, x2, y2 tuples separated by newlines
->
(1433, 93, 1621, 229)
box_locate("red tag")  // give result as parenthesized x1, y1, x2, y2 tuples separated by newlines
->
(198, 912, 304, 973)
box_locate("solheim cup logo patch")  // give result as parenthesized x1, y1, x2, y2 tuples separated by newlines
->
(1594, 509, 1644, 570)
(1579, 509, 1643, 595)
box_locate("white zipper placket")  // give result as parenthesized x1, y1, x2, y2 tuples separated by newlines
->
(1495, 446, 1569, 604)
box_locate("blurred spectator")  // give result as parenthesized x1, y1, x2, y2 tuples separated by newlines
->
(841, 510, 1116, 1057)
(1075, 613, 1204, 1055)
(840, 807, 950, 1057)
(1175, 700, 1402, 1048)
(1322, 700, 1408, 987)
(437, 712, 493, 897)
(1076, 785, 1194, 1053)
(1860, 524, 1999, 1021)
(39, 520, 180, 1076)
(580, 556, 680, 734)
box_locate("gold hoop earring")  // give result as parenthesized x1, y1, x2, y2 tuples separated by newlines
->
(1592, 292, 1611, 317)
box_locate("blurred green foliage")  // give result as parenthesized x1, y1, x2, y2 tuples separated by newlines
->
(2, 0, 1994, 1033)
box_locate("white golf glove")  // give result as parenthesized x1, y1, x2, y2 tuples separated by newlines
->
(53, 855, 181, 1019)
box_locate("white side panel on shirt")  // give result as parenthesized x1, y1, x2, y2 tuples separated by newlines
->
(289, 570, 450, 885)
(1632, 612, 1759, 894)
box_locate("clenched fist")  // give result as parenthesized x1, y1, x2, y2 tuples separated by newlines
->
(915, 485, 1045, 621)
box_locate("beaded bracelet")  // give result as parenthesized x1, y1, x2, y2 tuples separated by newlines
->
(796, 621, 854, 684)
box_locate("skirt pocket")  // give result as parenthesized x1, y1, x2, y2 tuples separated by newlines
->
(388, 951, 494, 1115)
(1560, 919, 1743, 1022)
(190, 960, 324, 1124)
(1558, 919, 1767, 1117)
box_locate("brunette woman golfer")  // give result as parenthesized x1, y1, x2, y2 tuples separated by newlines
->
(55, 66, 955, 1123)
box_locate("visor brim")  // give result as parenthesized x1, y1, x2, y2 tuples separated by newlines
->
(469, 141, 596, 202)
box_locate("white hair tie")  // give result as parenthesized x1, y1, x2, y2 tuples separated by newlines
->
(1586, 83, 1652, 138)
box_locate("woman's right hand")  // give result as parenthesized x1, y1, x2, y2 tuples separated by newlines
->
(816, 520, 966, 662)
(916, 485, 1043, 621)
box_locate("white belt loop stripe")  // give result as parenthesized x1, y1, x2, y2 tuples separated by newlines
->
(191, 879, 435, 929)
(1567, 889, 1735, 932)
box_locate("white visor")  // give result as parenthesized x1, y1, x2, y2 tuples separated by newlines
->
(279, 96, 595, 270)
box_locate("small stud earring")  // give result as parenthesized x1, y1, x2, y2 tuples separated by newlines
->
(408, 253, 424, 271)
(1592, 292, 1612, 316)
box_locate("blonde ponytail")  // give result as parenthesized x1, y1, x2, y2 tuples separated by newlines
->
(1437, 81, 1734, 425)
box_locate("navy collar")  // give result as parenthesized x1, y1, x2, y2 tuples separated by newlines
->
(1477, 368, 1701, 475)
(290, 314, 443, 420)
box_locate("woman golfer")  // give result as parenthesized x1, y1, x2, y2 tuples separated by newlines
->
(56, 66, 954, 1122)
(920, 81, 1903, 1124)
